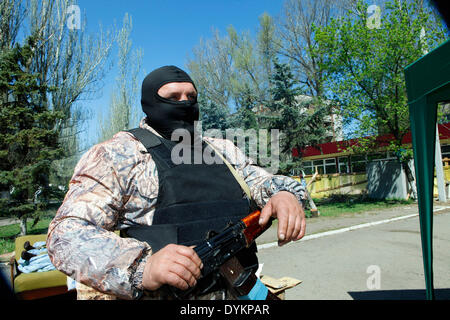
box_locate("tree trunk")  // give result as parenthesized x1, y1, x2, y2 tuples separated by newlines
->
(305, 170, 320, 217)
(435, 125, 447, 202)
(402, 161, 418, 200)
(306, 189, 320, 217)
(20, 216, 27, 236)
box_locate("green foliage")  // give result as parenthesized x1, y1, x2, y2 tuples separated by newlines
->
(314, 194, 414, 217)
(0, 36, 64, 226)
(0, 216, 54, 254)
(314, 0, 448, 159)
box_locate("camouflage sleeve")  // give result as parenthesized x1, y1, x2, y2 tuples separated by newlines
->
(46, 134, 151, 300)
(206, 137, 306, 209)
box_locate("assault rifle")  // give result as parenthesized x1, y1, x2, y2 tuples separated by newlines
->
(168, 210, 279, 300)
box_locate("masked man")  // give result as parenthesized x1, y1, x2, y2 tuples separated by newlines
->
(47, 66, 307, 300)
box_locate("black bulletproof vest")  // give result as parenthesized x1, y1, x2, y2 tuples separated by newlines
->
(124, 128, 258, 264)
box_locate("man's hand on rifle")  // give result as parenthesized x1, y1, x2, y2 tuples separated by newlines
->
(142, 244, 203, 291)
(259, 191, 306, 246)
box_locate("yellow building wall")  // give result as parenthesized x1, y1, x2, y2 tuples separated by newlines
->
(292, 166, 450, 199)
(292, 173, 368, 198)
(433, 166, 450, 197)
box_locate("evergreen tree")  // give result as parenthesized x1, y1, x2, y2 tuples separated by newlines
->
(0, 37, 64, 234)
(232, 85, 259, 130)
(198, 94, 229, 132)
(268, 58, 331, 174)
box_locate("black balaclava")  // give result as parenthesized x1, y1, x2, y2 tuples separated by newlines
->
(141, 65, 199, 140)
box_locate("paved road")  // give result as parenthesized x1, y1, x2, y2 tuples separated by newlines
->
(256, 204, 450, 300)
(0, 217, 20, 227)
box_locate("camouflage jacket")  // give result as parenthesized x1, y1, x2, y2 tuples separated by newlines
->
(46, 118, 306, 300)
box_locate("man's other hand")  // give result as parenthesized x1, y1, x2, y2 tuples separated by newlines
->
(259, 191, 306, 246)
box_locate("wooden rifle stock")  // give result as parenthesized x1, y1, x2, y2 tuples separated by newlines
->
(220, 256, 280, 300)
(220, 210, 279, 300)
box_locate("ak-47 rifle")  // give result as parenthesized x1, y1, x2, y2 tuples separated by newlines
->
(168, 210, 279, 300)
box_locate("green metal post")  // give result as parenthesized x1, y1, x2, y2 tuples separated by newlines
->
(408, 96, 436, 300)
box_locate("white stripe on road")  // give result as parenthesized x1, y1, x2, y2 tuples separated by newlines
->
(257, 206, 450, 250)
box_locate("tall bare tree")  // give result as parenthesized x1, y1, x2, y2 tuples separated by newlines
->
(275, 0, 341, 98)
(227, 19, 274, 110)
(0, 0, 25, 50)
(257, 13, 277, 86)
(25, 0, 115, 187)
(187, 13, 277, 129)
(0, 0, 116, 189)
(98, 13, 143, 143)
(187, 30, 233, 112)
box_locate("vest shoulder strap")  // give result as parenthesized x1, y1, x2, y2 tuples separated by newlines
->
(128, 127, 161, 150)
(204, 140, 254, 206)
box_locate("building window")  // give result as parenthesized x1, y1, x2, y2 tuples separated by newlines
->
(325, 158, 337, 174)
(385, 151, 397, 160)
(313, 160, 325, 174)
(303, 152, 407, 175)
(350, 155, 367, 173)
(367, 152, 387, 162)
(338, 157, 350, 173)
(302, 161, 314, 175)
(442, 145, 450, 157)
(441, 145, 450, 166)
(302, 158, 338, 175)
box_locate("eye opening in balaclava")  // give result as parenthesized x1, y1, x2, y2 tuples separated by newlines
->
(141, 65, 199, 140)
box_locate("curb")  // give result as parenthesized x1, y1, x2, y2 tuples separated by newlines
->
(257, 206, 450, 250)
